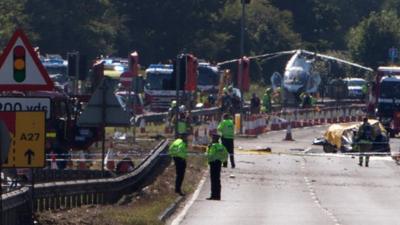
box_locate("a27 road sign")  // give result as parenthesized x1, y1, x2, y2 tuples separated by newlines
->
(0, 111, 45, 168)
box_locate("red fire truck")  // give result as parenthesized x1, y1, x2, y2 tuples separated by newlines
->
(371, 66, 400, 137)
(144, 54, 198, 111)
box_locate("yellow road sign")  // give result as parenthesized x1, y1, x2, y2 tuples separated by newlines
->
(2, 111, 45, 168)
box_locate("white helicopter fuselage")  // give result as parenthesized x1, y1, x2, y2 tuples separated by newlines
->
(283, 50, 318, 94)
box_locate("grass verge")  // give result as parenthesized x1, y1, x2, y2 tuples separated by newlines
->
(37, 147, 207, 225)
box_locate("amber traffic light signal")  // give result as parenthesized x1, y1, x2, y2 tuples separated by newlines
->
(13, 45, 26, 83)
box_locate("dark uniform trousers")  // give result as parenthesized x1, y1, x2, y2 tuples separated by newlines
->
(222, 137, 235, 168)
(173, 157, 186, 193)
(209, 160, 222, 199)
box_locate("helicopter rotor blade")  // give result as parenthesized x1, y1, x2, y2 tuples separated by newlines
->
(217, 50, 298, 66)
(300, 50, 373, 72)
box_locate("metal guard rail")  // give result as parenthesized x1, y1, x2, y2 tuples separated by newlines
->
(1, 139, 170, 225)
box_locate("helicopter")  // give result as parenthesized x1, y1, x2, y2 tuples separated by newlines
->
(218, 49, 373, 106)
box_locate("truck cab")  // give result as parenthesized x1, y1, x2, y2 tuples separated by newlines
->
(144, 64, 176, 111)
(373, 66, 400, 136)
(27, 91, 101, 150)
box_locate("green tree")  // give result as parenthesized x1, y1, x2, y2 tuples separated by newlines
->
(270, 0, 382, 50)
(0, 0, 31, 49)
(113, 0, 229, 64)
(25, 0, 121, 58)
(347, 10, 400, 68)
(218, 0, 301, 82)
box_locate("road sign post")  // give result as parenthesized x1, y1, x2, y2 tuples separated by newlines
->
(77, 77, 131, 176)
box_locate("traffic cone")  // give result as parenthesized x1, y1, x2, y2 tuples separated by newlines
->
(78, 151, 86, 170)
(50, 152, 58, 170)
(283, 123, 294, 141)
(193, 128, 199, 145)
(106, 142, 115, 171)
(140, 118, 146, 133)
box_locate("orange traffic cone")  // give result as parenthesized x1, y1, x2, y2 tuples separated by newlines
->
(283, 123, 294, 141)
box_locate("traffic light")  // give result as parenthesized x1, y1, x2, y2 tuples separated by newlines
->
(13, 45, 26, 83)
(67, 52, 78, 77)
(238, 56, 250, 92)
(172, 54, 198, 91)
(173, 54, 187, 90)
(78, 54, 88, 80)
(185, 54, 198, 91)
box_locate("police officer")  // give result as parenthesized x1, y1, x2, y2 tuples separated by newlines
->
(206, 134, 228, 200)
(168, 135, 188, 195)
(176, 112, 191, 136)
(356, 117, 375, 167)
(301, 92, 312, 108)
(221, 89, 232, 114)
(218, 113, 235, 168)
(262, 88, 272, 113)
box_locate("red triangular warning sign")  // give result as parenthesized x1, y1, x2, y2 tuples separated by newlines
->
(0, 29, 54, 91)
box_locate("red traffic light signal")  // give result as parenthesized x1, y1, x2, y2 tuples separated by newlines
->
(13, 45, 26, 83)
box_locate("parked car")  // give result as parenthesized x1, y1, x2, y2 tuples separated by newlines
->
(321, 119, 390, 153)
(344, 78, 366, 99)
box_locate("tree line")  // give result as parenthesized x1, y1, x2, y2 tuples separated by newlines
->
(1, 0, 400, 82)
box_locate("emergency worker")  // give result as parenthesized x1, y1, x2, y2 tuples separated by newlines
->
(355, 118, 375, 167)
(361, 83, 369, 102)
(250, 93, 261, 114)
(262, 88, 272, 113)
(221, 89, 232, 114)
(301, 92, 312, 108)
(206, 134, 228, 200)
(168, 135, 188, 195)
(176, 112, 191, 136)
(218, 113, 235, 168)
(168, 100, 177, 119)
(231, 93, 241, 115)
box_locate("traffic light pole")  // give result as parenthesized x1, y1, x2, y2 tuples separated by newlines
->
(175, 55, 181, 138)
(239, 1, 246, 134)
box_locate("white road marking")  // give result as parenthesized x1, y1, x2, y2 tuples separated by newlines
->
(170, 175, 207, 225)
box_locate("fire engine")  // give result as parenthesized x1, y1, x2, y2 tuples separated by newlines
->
(197, 62, 220, 93)
(371, 66, 400, 137)
(144, 64, 175, 111)
(143, 54, 204, 111)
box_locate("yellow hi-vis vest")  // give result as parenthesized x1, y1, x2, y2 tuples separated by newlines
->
(168, 138, 188, 159)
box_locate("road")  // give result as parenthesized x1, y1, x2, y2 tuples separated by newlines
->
(170, 125, 400, 225)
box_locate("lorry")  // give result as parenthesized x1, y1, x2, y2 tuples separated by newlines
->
(144, 64, 176, 111)
(144, 60, 219, 111)
(197, 62, 220, 93)
(370, 66, 400, 137)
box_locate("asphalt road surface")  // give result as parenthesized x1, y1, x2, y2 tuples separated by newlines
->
(170, 125, 400, 225)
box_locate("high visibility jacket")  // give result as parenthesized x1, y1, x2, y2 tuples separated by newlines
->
(218, 119, 234, 139)
(206, 143, 228, 163)
(168, 138, 188, 159)
(177, 121, 188, 134)
(262, 93, 271, 112)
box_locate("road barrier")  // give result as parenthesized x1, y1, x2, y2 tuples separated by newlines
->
(260, 105, 366, 133)
(1, 139, 169, 225)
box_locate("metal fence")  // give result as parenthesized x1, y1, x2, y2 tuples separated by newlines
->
(1, 139, 169, 225)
